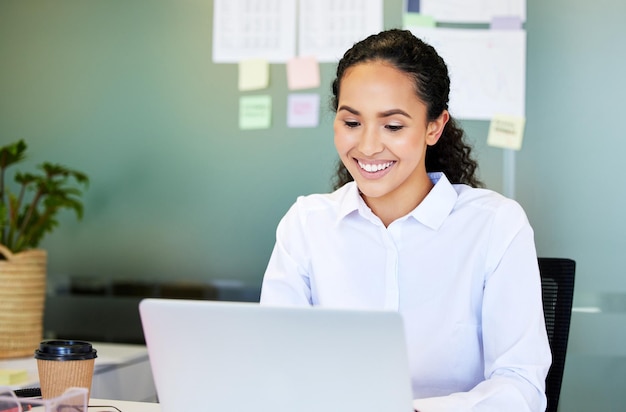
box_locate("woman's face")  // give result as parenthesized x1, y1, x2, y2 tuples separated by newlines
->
(333, 61, 448, 206)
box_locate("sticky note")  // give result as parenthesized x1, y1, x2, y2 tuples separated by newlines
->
(286, 56, 320, 90)
(487, 114, 526, 150)
(287, 94, 320, 128)
(406, 0, 421, 13)
(490, 16, 523, 30)
(239, 95, 272, 130)
(0, 369, 28, 385)
(403, 13, 436, 28)
(238, 59, 269, 91)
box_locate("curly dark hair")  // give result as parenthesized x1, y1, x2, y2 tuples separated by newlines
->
(331, 29, 483, 190)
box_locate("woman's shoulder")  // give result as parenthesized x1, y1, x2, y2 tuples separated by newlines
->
(293, 182, 355, 209)
(453, 184, 526, 218)
(275, 183, 357, 235)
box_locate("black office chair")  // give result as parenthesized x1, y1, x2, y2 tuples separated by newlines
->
(538, 257, 576, 412)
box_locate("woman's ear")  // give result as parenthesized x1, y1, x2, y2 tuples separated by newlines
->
(426, 110, 449, 146)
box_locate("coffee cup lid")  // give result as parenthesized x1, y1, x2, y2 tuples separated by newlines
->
(34, 340, 98, 361)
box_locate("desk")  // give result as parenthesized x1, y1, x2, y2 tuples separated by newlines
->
(557, 292, 626, 411)
(90, 398, 161, 412)
(0, 342, 157, 402)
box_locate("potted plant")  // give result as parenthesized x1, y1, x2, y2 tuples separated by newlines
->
(0, 139, 88, 359)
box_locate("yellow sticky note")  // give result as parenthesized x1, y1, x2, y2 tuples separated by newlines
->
(239, 95, 272, 130)
(0, 369, 28, 385)
(487, 114, 526, 150)
(238, 59, 269, 91)
(287, 56, 320, 90)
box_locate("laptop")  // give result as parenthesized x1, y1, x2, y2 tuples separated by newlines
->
(139, 298, 414, 412)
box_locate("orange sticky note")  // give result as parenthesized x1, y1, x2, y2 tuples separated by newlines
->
(287, 56, 320, 90)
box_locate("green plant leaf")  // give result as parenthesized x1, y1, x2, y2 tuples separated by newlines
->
(0, 139, 27, 169)
(1, 140, 89, 253)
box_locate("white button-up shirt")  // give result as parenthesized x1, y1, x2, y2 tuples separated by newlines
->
(260, 172, 551, 411)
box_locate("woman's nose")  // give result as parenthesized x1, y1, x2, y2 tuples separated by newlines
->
(357, 126, 383, 156)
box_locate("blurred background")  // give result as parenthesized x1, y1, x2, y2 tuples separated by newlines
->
(1, 0, 625, 410)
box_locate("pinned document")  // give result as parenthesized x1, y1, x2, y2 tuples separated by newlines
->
(487, 114, 526, 150)
(419, 0, 526, 23)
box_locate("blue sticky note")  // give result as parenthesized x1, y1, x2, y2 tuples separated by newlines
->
(406, 0, 420, 13)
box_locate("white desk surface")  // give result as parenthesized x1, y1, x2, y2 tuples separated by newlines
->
(0, 342, 149, 390)
(90, 398, 161, 412)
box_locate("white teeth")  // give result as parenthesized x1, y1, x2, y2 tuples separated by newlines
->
(358, 161, 394, 172)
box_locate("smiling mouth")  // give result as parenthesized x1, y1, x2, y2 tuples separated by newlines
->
(357, 160, 396, 173)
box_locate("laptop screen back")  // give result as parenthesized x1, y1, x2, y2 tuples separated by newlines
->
(139, 298, 413, 412)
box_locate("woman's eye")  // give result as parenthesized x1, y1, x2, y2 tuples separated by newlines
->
(386, 124, 404, 132)
(345, 121, 360, 128)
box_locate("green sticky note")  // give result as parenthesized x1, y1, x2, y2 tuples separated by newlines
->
(403, 13, 436, 28)
(239, 95, 272, 130)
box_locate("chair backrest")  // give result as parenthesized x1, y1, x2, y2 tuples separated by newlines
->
(538, 257, 576, 412)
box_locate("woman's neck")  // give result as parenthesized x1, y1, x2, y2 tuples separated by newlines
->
(362, 174, 434, 227)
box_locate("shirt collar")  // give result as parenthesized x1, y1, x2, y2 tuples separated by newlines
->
(409, 172, 458, 230)
(336, 181, 363, 222)
(335, 172, 459, 230)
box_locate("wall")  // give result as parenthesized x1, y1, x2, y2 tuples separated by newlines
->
(520, 0, 626, 409)
(2, 0, 625, 410)
(0, 0, 504, 287)
(0, 0, 421, 287)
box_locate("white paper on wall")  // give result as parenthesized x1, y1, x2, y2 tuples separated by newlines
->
(213, 0, 297, 63)
(419, 0, 526, 23)
(298, 0, 383, 62)
(407, 26, 526, 120)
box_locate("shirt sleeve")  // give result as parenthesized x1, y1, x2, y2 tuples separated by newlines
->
(260, 202, 313, 306)
(413, 202, 551, 412)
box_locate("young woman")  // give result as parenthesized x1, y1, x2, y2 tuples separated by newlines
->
(260, 29, 550, 411)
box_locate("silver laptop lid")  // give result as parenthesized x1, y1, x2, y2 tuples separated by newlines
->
(139, 298, 413, 412)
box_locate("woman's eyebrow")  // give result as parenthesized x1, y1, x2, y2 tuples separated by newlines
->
(337, 105, 412, 119)
(379, 109, 412, 119)
(337, 105, 359, 115)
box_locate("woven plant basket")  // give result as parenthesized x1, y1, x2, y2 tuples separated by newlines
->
(0, 244, 47, 359)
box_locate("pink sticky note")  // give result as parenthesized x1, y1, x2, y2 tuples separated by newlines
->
(287, 56, 320, 90)
(287, 94, 320, 128)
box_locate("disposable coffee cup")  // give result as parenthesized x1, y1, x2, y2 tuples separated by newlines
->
(34, 340, 98, 399)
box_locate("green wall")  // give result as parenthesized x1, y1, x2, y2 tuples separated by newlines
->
(0, 0, 502, 287)
(2, 0, 625, 409)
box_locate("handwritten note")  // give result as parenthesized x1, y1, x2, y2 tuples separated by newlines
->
(239, 95, 272, 130)
(287, 94, 320, 128)
(487, 114, 526, 150)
